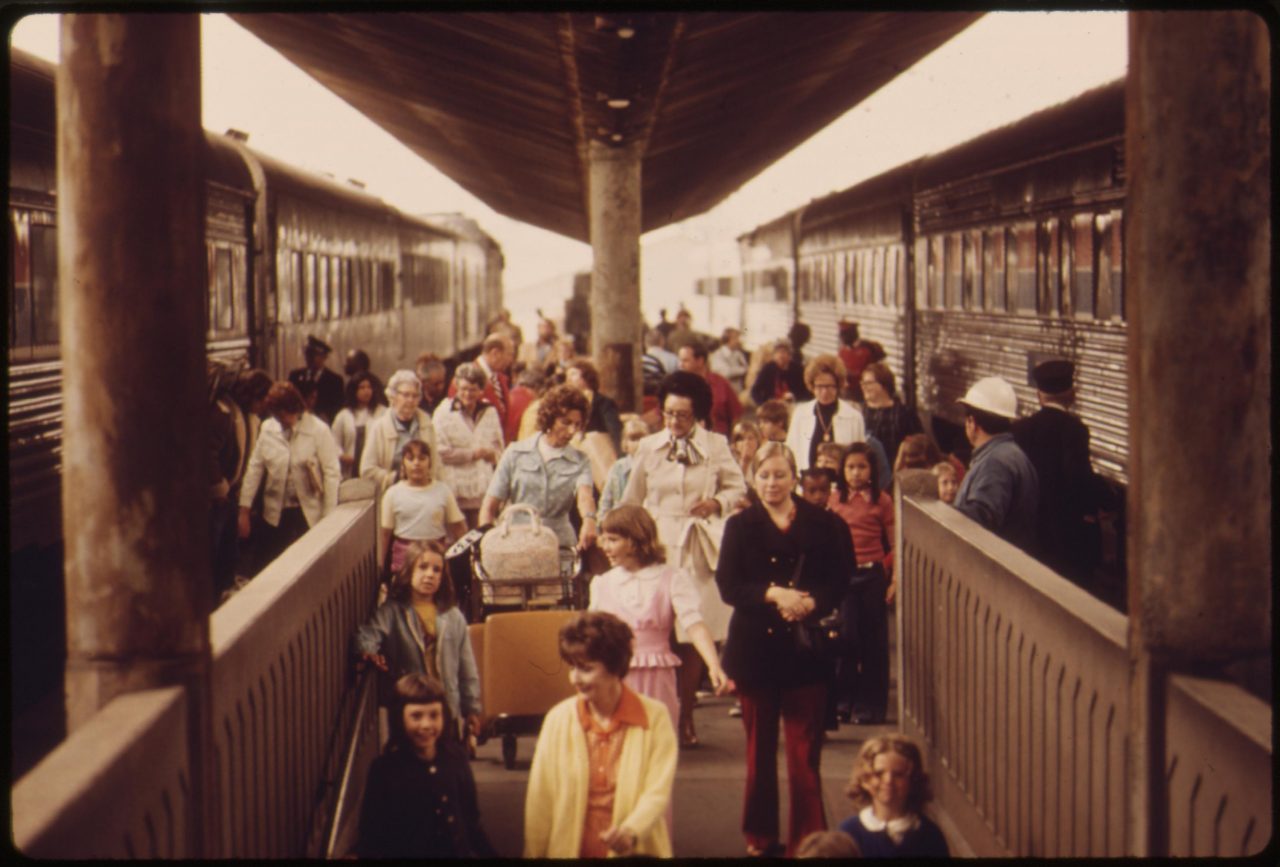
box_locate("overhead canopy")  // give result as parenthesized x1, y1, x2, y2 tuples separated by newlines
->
(231, 11, 981, 242)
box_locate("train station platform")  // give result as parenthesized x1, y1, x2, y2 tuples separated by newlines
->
(11, 488, 1272, 858)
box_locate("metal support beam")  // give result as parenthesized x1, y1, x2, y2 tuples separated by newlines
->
(588, 139, 643, 412)
(1125, 8, 1271, 855)
(58, 12, 212, 853)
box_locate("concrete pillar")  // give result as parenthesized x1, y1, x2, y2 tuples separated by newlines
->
(588, 139, 643, 412)
(1125, 9, 1270, 855)
(58, 12, 212, 850)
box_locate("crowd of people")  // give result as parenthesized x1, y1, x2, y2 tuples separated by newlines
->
(208, 307, 1106, 858)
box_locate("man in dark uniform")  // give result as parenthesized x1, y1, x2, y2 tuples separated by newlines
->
(1012, 359, 1102, 589)
(288, 335, 344, 425)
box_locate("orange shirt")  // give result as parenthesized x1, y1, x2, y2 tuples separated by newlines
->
(576, 685, 649, 858)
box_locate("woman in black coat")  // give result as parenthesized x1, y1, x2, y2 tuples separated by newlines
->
(716, 442, 853, 858)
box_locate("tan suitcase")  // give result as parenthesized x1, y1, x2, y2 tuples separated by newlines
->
(475, 609, 578, 768)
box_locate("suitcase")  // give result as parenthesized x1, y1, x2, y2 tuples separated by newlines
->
(472, 610, 579, 768)
(476, 504, 575, 610)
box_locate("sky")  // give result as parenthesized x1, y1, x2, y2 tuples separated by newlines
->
(9, 11, 1127, 332)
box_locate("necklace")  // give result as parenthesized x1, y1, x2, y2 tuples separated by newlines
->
(815, 403, 836, 443)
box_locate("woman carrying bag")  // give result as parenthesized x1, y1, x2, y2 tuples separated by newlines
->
(715, 442, 853, 858)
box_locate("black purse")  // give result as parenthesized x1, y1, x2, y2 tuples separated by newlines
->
(783, 554, 844, 659)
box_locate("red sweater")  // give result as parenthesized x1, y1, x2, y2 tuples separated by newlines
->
(828, 489, 894, 573)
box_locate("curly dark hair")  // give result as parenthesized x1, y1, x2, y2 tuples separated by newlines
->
(558, 611, 635, 679)
(658, 371, 712, 424)
(264, 381, 306, 416)
(343, 370, 386, 410)
(568, 358, 601, 392)
(536, 384, 589, 433)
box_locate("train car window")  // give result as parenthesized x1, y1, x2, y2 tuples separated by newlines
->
(984, 229, 1006, 313)
(10, 217, 33, 350)
(867, 247, 881, 307)
(927, 237, 943, 310)
(944, 233, 962, 309)
(286, 251, 300, 323)
(380, 262, 395, 310)
(1071, 214, 1095, 318)
(1096, 211, 1124, 321)
(886, 246, 900, 308)
(962, 231, 980, 311)
(1038, 218, 1061, 316)
(331, 258, 344, 318)
(302, 253, 316, 321)
(212, 246, 234, 331)
(916, 237, 932, 309)
(30, 224, 59, 347)
(320, 256, 333, 320)
(1012, 222, 1037, 313)
(826, 254, 837, 302)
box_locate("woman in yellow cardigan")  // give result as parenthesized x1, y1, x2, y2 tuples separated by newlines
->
(523, 611, 678, 858)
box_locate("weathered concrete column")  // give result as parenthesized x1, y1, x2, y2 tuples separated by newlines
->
(59, 14, 212, 851)
(588, 139, 643, 412)
(1125, 9, 1270, 855)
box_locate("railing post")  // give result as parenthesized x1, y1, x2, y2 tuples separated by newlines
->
(1125, 8, 1271, 856)
(58, 13, 212, 856)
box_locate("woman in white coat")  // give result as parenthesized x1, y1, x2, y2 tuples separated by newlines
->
(784, 354, 868, 473)
(238, 381, 342, 569)
(621, 371, 746, 747)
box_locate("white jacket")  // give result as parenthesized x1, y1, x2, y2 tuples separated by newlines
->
(331, 404, 387, 479)
(240, 412, 341, 528)
(359, 408, 438, 497)
(785, 398, 867, 472)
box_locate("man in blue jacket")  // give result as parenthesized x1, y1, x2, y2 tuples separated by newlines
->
(952, 376, 1039, 554)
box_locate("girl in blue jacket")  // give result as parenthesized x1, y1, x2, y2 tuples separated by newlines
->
(355, 540, 481, 742)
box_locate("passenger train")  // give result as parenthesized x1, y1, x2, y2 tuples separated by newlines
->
(727, 80, 1128, 484)
(8, 48, 504, 561)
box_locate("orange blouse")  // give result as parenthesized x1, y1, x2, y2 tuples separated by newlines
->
(576, 685, 649, 858)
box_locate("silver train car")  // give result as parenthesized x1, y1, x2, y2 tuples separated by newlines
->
(8, 48, 503, 559)
(730, 79, 1127, 483)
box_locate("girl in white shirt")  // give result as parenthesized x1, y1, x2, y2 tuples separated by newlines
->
(381, 440, 468, 576)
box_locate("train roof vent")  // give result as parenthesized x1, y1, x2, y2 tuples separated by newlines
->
(225, 128, 249, 142)
(347, 179, 366, 189)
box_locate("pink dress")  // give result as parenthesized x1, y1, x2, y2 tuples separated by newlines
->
(588, 562, 705, 731)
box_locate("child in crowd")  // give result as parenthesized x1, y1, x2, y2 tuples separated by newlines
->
(828, 442, 894, 726)
(591, 505, 729, 730)
(524, 611, 677, 858)
(755, 399, 790, 444)
(356, 674, 494, 858)
(729, 419, 763, 513)
(839, 734, 949, 858)
(800, 466, 835, 509)
(599, 415, 650, 518)
(796, 829, 863, 858)
(815, 441, 845, 477)
(355, 541, 482, 743)
(933, 461, 959, 505)
(379, 440, 468, 576)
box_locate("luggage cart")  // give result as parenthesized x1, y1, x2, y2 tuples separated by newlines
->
(468, 609, 581, 769)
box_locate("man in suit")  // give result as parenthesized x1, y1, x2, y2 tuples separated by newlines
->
(1012, 359, 1102, 589)
(287, 335, 344, 425)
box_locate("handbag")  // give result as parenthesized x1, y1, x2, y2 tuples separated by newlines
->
(782, 554, 844, 660)
(478, 504, 562, 581)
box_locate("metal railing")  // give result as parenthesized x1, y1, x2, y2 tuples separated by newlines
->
(12, 498, 379, 858)
(898, 494, 1272, 857)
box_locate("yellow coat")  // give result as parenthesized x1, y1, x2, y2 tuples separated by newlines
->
(523, 691, 677, 858)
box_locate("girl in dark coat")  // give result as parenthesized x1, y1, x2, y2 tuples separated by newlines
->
(356, 674, 494, 859)
(716, 442, 853, 857)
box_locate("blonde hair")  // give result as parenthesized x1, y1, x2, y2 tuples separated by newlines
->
(621, 414, 649, 456)
(931, 461, 958, 480)
(845, 733, 933, 814)
(750, 440, 798, 480)
(795, 830, 862, 859)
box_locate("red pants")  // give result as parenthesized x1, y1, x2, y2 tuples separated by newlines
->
(738, 681, 828, 855)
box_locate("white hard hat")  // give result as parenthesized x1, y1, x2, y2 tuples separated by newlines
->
(958, 376, 1017, 419)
